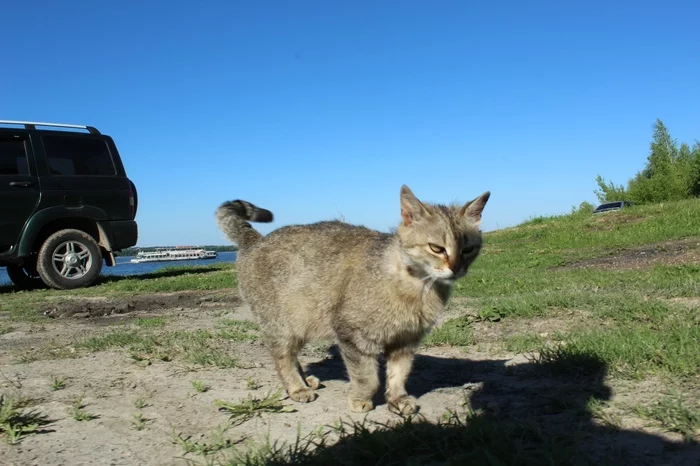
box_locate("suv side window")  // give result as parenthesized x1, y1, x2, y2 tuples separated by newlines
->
(0, 137, 30, 175)
(42, 135, 116, 176)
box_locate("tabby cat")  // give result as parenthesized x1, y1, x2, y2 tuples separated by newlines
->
(216, 185, 489, 414)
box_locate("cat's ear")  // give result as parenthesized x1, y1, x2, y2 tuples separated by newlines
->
(400, 185, 428, 226)
(460, 191, 491, 226)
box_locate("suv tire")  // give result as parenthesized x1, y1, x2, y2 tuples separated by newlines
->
(36, 229, 103, 290)
(6, 262, 45, 290)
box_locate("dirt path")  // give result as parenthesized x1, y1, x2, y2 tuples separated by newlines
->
(1, 291, 697, 465)
(558, 238, 700, 270)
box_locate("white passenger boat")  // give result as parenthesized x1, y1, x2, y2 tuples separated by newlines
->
(130, 247, 218, 263)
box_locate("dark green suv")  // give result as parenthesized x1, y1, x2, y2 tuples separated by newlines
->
(1, 120, 138, 290)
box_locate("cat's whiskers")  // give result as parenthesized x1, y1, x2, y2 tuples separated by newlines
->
(419, 275, 439, 301)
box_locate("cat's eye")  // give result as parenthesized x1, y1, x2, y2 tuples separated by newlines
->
(428, 243, 446, 254)
(462, 245, 477, 255)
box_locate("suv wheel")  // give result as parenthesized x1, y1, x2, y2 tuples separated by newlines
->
(6, 262, 45, 291)
(37, 229, 103, 290)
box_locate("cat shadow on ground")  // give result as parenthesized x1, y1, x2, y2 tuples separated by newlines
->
(303, 345, 699, 466)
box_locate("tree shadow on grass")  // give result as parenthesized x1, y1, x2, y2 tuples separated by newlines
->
(296, 346, 699, 466)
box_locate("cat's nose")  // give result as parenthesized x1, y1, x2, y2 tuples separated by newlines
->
(447, 254, 460, 273)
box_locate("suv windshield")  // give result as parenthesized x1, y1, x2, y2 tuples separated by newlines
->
(597, 202, 623, 210)
(42, 135, 116, 176)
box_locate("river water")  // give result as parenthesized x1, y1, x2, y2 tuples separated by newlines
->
(0, 252, 237, 286)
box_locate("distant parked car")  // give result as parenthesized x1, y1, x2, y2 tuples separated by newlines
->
(0, 120, 138, 290)
(593, 201, 634, 214)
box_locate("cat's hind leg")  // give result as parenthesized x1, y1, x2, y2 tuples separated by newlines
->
(337, 340, 379, 413)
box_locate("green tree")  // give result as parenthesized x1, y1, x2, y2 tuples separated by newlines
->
(645, 119, 678, 176)
(627, 119, 686, 203)
(676, 143, 696, 196)
(594, 119, 698, 205)
(594, 175, 629, 203)
(689, 141, 700, 196)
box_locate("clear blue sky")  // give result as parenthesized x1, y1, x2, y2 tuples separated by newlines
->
(2, 1, 699, 246)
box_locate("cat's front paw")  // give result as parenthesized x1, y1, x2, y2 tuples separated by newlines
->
(348, 398, 374, 413)
(388, 395, 418, 415)
(305, 375, 321, 390)
(289, 387, 317, 403)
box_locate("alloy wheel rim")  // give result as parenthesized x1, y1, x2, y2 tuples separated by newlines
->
(51, 241, 92, 280)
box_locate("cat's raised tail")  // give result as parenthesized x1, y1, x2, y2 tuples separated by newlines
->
(215, 200, 274, 249)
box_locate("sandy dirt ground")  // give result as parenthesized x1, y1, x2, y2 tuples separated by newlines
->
(0, 290, 698, 465)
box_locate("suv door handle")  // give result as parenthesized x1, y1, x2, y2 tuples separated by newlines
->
(9, 181, 33, 188)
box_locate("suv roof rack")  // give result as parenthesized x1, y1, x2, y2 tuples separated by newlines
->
(0, 120, 101, 135)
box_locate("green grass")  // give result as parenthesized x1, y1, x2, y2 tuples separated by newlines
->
(502, 333, 548, 353)
(586, 398, 623, 429)
(134, 398, 148, 409)
(218, 319, 260, 331)
(460, 265, 700, 302)
(217, 319, 261, 342)
(214, 390, 297, 426)
(180, 410, 575, 466)
(485, 199, 700, 261)
(534, 305, 699, 378)
(0, 263, 237, 322)
(135, 317, 167, 328)
(131, 412, 149, 431)
(0, 395, 50, 445)
(174, 424, 240, 457)
(635, 391, 700, 441)
(94, 263, 237, 293)
(457, 199, 700, 301)
(191, 380, 210, 393)
(77, 329, 240, 368)
(246, 379, 262, 390)
(49, 376, 67, 391)
(423, 316, 474, 347)
(72, 407, 97, 421)
(71, 394, 97, 421)
(425, 198, 700, 379)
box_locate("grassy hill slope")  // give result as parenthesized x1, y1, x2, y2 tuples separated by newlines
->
(449, 198, 700, 378)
